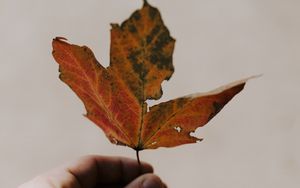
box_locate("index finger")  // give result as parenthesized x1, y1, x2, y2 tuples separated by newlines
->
(63, 155, 153, 188)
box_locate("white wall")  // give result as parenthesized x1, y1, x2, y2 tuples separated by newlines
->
(1, 0, 299, 187)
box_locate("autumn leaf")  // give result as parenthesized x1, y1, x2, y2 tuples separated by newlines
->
(52, 1, 254, 156)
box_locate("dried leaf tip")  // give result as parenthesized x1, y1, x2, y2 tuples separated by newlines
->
(54, 37, 67, 41)
(110, 23, 119, 29)
(186, 75, 261, 99)
(143, 0, 151, 7)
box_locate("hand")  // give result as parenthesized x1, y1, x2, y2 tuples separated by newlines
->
(19, 155, 166, 188)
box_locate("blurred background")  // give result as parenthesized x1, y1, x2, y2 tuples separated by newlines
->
(1, 0, 299, 187)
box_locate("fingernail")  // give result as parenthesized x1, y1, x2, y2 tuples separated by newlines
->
(143, 178, 162, 188)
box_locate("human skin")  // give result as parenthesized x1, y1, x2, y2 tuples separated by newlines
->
(18, 155, 166, 188)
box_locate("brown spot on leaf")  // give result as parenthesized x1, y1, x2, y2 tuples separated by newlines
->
(132, 11, 141, 21)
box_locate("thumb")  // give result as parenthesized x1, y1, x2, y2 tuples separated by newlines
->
(125, 173, 166, 188)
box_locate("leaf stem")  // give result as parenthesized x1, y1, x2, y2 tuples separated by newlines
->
(136, 150, 142, 173)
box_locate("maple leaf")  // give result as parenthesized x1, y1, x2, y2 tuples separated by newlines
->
(52, 1, 255, 161)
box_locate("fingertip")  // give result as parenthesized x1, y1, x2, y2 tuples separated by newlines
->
(92, 156, 154, 184)
(125, 173, 166, 188)
(142, 174, 164, 188)
(141, 161, 154, 174)
(62, 155, 156, 185)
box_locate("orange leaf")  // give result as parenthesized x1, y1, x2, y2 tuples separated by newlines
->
(141, 77, 256, 149)
(52, 1, 255, 151)
(52, 38, 142, 148)
(110, 1, 175, 103)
